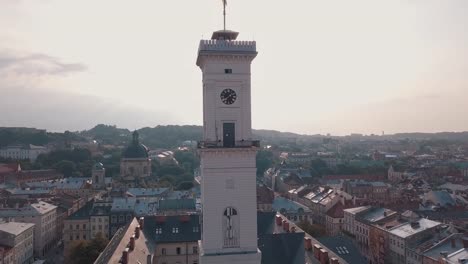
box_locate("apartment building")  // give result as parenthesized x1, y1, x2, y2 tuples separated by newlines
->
(0, 222, 34, 264)
(0, 202, 57, 258)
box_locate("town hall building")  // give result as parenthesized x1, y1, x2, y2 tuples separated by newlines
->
(196, 28, 261, 263)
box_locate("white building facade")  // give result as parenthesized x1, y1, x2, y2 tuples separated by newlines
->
(197, 29, 261, 264)
(0, 145, 48, 162)
(0, 222, 34, 264)
(0, 202, 57, 258)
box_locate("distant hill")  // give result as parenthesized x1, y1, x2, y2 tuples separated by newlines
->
(1, 124, 468, 150)
(80, 125, 322, 148)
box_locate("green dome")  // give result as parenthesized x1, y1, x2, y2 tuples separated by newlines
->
(93, 162, 104, 170)
(122, 131, 149, 159)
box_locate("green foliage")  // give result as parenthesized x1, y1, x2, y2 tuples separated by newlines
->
(297, 220, 326, 238)
(53, 160, 77, 177)
(137, 126, 202, 149)
(174, 150, 199, 173)
(35, 148, 93, 177)
(0, 128, 48, 147)
(66, 233, 108, 264)
(176, 181, 194, 190)
(310, 159, 332, 177)
(81, 124, 130, 145)
(256, 150, 277, 176)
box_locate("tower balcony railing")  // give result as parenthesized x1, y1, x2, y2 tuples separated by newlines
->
(198, 40, 256, 53)
(197, 140, 260, 149)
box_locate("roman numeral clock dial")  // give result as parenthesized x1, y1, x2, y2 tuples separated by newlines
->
(220, 89, 237, 105)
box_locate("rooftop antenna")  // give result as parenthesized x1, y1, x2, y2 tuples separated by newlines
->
(222, 0, 227, 30)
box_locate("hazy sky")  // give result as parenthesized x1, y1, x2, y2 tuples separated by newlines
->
(1, 0, 467, 135)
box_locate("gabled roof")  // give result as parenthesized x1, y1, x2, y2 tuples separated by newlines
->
(145, 215, 200, 243)
(257, 212, 305, 264)
(272, 197, 311, 213)
(158, 199, 195, 211)
(327, 202, 344, 218)
(127, 188, 169, 197)
(68, 201, 93, 220)
(317, 236, 367, 264)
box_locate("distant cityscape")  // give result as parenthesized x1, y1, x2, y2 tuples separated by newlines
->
(0, 124, 467, 264)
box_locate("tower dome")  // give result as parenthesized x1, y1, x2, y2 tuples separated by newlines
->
(122, 131, 149, 159)
(93, 162, 105, 170)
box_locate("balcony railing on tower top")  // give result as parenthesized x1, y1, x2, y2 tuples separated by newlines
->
(197, 140, 260, 149)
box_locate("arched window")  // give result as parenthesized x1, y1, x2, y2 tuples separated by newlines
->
(223, 207, 239, 248)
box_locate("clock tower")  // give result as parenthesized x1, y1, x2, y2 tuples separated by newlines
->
(196, 28, 261, 264)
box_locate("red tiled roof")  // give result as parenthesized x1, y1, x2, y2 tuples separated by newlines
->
(326, 202, 344, 218)
(0, 163, 20, 174)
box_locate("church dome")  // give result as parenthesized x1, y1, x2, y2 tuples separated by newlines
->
(122, 131, 149, 159)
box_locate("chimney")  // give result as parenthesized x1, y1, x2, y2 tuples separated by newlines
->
(135, 226, 140, 239)
(462, 237, 468, 248)
(146, 254, 153, 264)
(122, 248, 129, 264)
(129, 235, 135, 250)
(276, 215, 282, 226)
(283, 221, 289, 232)
(451, 238, 456, 248)
(139, 217, 145, 229)
(440, 251, 448, 258)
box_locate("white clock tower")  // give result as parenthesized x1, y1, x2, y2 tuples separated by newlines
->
(196, 26, 261, 264)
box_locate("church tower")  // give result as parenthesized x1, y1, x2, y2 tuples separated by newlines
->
(196, 21, 261, 264)
(92, 162, 105, 189)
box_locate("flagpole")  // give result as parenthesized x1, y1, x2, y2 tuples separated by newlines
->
(223, 1, 226, 31)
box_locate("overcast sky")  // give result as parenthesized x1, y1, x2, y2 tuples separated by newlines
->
(1, 0, 467, 135)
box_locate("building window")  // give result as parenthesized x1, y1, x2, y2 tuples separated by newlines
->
(156, 228, 162, 234)
(92, 226, 96, 230)
(83, 224, 86, 229)
(224, 69, 232, 74)
(193, 226, 199, 233)
(176, 247, 181, 255)
(172, 227, 179, 234)
(76, 225, 79, 230)
(193, 246, 198, 254)
(111, 215, 117, 223)
(70, 224, 73, 230)
(119, 215, 124, 223)
(83, 235, 86, 240)
(161, 248, 166, 255)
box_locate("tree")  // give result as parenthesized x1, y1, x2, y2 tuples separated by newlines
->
(66, 233, 108, 264)
(53, 160, 77, 177)
(256, 150, 276, 176)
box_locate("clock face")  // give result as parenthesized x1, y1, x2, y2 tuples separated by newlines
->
(220, 89, 237, 105)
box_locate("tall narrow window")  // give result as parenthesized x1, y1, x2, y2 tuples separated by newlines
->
(223, 207, 240, 248)
(224, 69, 232, 74)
